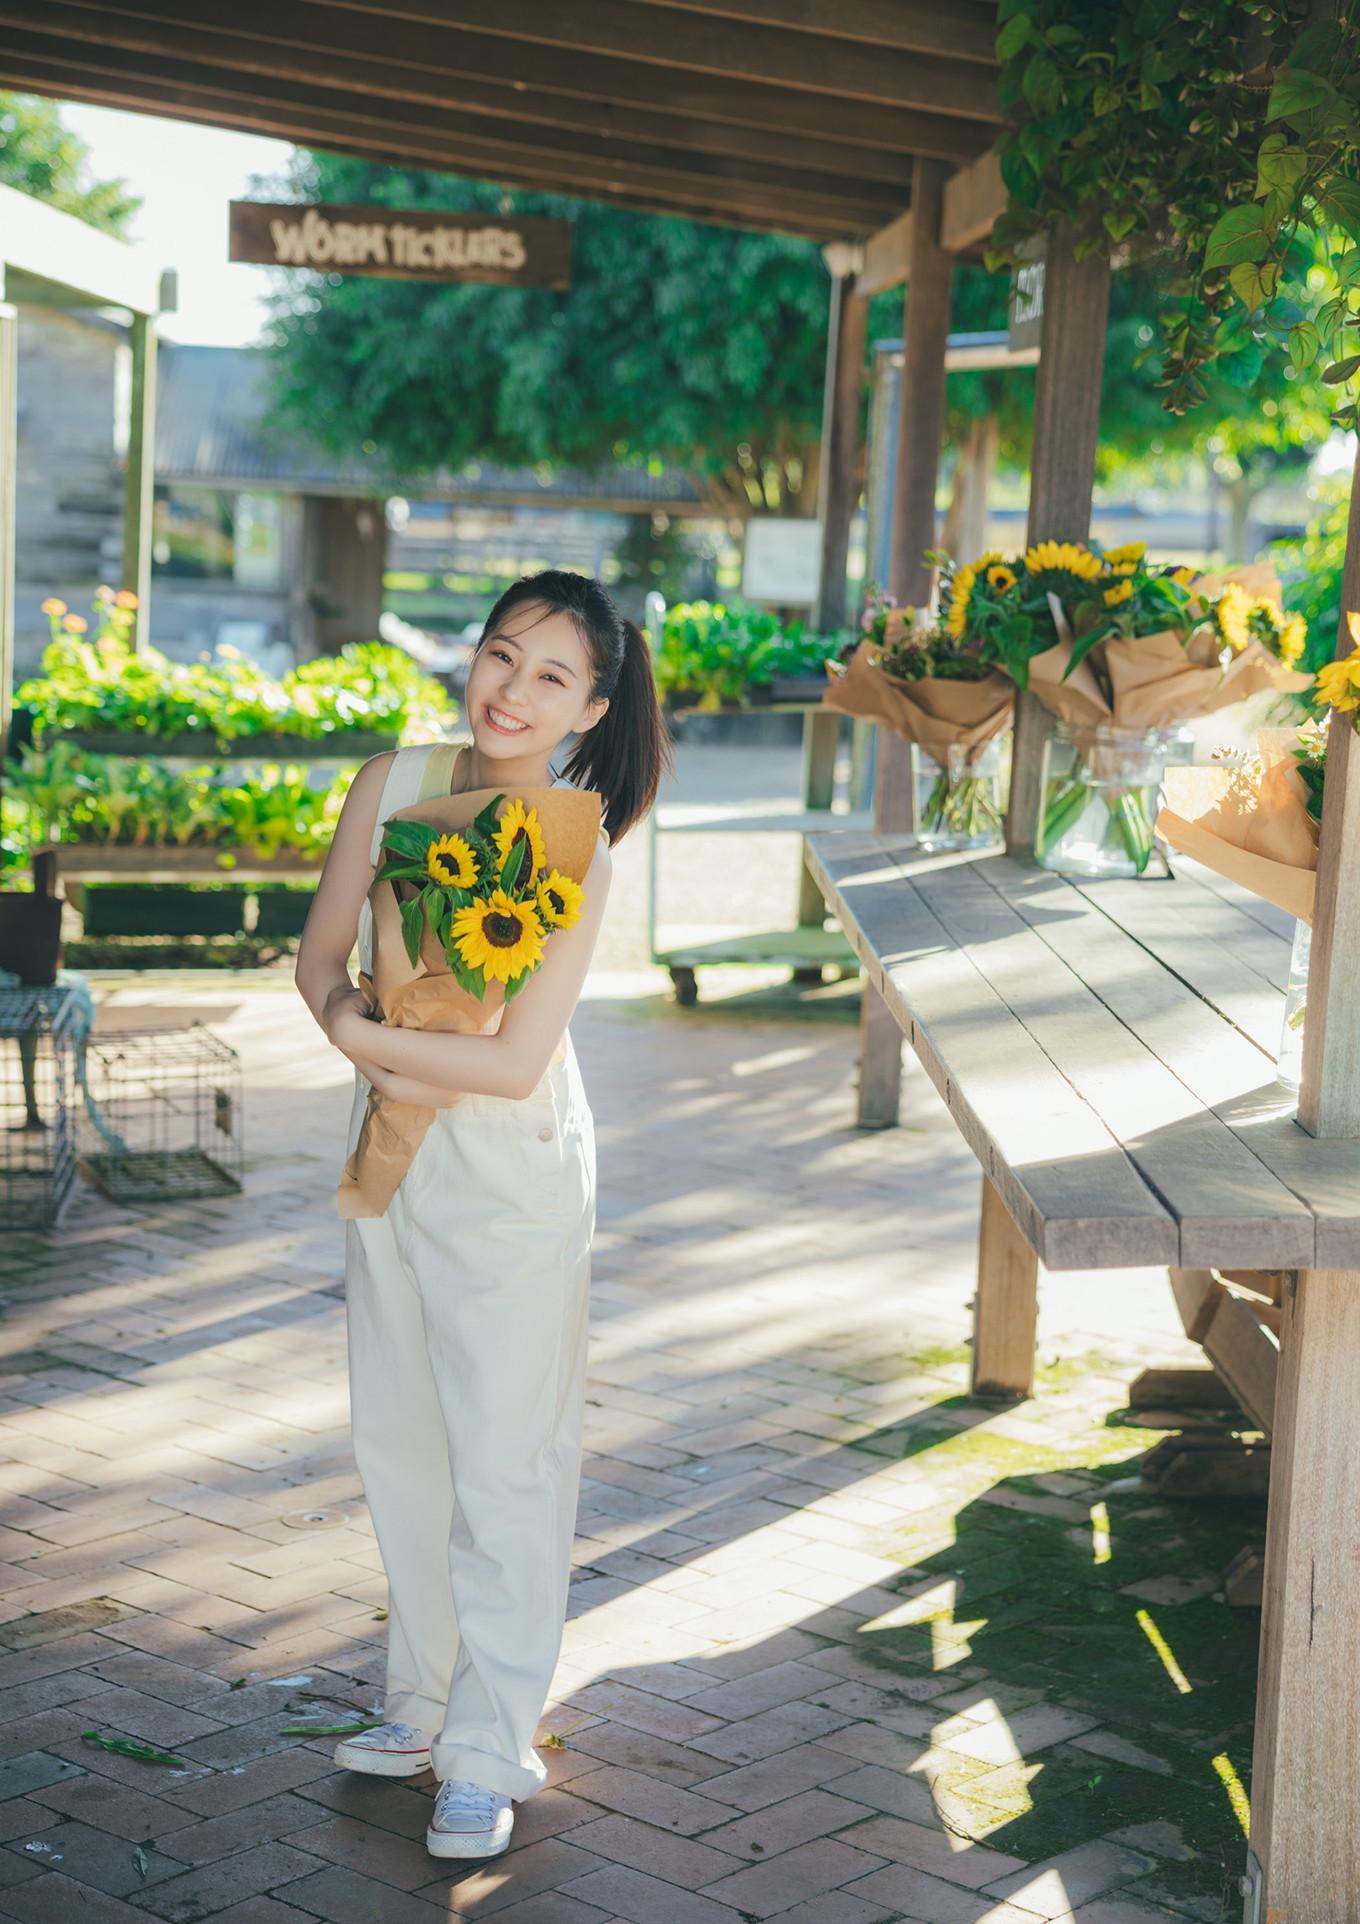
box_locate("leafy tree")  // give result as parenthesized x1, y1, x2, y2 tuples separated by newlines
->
(0, 93, 138, 235)
(261, 151, 831, 517)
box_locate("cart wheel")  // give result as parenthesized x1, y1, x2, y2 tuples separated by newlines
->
(670, 966, 698, 1007)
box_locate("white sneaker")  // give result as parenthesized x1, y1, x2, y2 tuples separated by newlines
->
(426, 1777, 514, 1859)
(333, 1720, 433, 1777)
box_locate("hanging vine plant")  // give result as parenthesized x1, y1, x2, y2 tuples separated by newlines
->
(987, 2, 1360, 420)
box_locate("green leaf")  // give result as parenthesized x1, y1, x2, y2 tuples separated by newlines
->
(1091, 82, 1119, 116)
(133, 1848, 149, 1880)
(1229, 260, 1279, 310)
(1319, 180, 1360, 242)
(1289, 319, 1320, 371)
(1103, 208, 1138, 243)
(81, 1731, 190, 1769)
(399, 893, 425, 966)
(500, 836, 525, 893)
(995, 12, 1031, 59)
(1204, 204, 1271, 270)
(504, 966, 536, 1002)
(1021, 54, 1061, 115)
(374, 859, 428, 882)
(380, 821, 435, 860)
(1266, 67, 1335, 124)
(471, 794, 505, 838)
(1255, 133, 1309, 200)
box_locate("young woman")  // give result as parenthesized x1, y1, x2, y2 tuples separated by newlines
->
(295, 570, 670, 1861)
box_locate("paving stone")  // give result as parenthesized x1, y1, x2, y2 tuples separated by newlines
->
(264, 1863, 443, 1923)
(130, 1839, 322, 1920)
(698, 1836, 892, 1918)
(560, 1861, 749, 1924)
(428, 1835, 610, 1917)
(986, 1842, 1157, 1917)
(563, 1813, 744, 1888)
(0, 1868, 151, 1922)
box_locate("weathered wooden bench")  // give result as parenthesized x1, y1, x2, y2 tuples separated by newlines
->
(807, 828, 1360, 1913)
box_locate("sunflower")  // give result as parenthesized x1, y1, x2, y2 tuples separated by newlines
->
(1277, 613, 1307, 669)
(1170, 566, 1197, 589)
(1024, 540, 1103, 582)
(1102, 541, 1146, 568)
(1314, 649, 1360, 714)
(536, 868, 584, 929)
(425, 832, 481, 890)
(494, 798, 546, 888)
(1103, 578, 1135, 607)
(985, 564, 1017, 592)
(1213, 581, 1253, 657)
(945, 565, 977, 640)
(450, 888, 546, 984)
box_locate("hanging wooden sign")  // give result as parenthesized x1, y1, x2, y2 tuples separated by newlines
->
(1007, 235, 1046, 354)
(228, 202, 571, 287)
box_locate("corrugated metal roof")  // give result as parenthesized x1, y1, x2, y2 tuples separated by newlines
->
(155, 343, 703, 509)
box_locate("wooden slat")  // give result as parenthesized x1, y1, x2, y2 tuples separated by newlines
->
(75, 0, 1005, 120)
(618, 0, 1000, 65)
(811, 835, 1178, 1268)
(922, 860, 1314, 1267)
(940, 147, 1005, 253)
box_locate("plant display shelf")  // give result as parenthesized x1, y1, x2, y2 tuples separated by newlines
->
(48, 845, 327, 884)
(52, 729, 398, 761)
(648, 701, 868, 1005)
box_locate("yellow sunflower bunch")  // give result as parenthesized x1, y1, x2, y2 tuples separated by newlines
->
(1314, 615, 1360, 719)
(944, 551, 1011, 640)
(1023, 539, 1105, 583)
(1209, 583, 1307, 668)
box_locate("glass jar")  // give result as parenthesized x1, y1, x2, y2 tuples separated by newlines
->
(1037, 721, 1191, 879)
(911, 738, 1008, 854)
(1277, 917, 1311, 1091)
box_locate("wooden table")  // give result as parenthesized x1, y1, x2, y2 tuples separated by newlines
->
(807, 829, 1360, 1918)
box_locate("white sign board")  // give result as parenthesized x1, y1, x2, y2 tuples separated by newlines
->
(741, 517, 822, 607)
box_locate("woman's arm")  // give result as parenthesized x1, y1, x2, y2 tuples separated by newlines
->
(329, 836, 613, 1101)
(294, 750, 396, 1034)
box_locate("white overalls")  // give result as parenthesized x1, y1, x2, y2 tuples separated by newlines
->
(343, 742, 597, 1800)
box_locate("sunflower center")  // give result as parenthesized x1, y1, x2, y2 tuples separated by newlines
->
(432, 854, 464, 883)
(546, 889, 564, 916)
(485, 911, 525, 947)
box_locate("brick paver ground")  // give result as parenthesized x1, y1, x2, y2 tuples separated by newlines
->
(0, 765, 1262, 1922)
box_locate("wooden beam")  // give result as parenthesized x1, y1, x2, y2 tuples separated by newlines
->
(0, 179, 160, 313)
(121, 314, 156, 649)
(0, 67, 875, 239)
(941, 147, 1006, 253)
(65, 0, 1004, 121)
(0, 41, 906, 230)
(616, 0, 1000, 65)
(1004, 218, 1112, 859)
(972, 1174, 1039, 1399)
(1249, 1265, 1360, 1914)
(16, 1, 927, 188)
(857, 210, 913, 299)
(7, 3, 996, 165)
(1298, 437, 1360, 1140)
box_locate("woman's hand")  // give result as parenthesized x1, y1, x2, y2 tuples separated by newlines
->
(355, 1054, 463, 1109)
(327, 1000, 381, 1065)
(322, 984, 369, 1041)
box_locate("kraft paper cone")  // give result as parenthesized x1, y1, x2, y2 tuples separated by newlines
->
(1103, 628, 1312, 730)
(1156, 735, 1319, 923)
(336, 783, 602, 1220)
(822, 641, 1012, 765)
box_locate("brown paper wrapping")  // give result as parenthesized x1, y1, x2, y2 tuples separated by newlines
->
(1155, 730, 1319, 923)
(336, 784, 602, 1220)
(822, 641, 1013, 765)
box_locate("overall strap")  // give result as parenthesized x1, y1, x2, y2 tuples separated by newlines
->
(366, 742, 458, 867)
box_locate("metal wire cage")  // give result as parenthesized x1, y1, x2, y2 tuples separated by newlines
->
(78, 1022, 244, 1203)
(0, 985, 82, 1229)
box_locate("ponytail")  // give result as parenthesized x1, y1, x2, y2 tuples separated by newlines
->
(563, 618, 672, 845)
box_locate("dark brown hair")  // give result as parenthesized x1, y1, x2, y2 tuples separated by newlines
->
(476, 570, 673, 844)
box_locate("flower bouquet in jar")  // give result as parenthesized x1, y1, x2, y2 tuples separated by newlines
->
(822, 584, 1012, 851)
(336, 784, 600, 1219)
(934, 540, 1312, 877)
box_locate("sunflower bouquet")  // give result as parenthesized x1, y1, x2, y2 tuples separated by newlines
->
(336, 780, 601, 1220)
(822, 585, 1013, 848)
(376, 794, 583, 1001)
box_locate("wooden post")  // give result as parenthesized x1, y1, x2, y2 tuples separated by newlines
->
(857, 163, 954, 1127)
(121, 312, 157, 651)
(0, 291, 15, 808)
(1248, 1267, 1360, 1917)
(1297, 440, 1360, 1139)
(800, 252, 869, 931)
(972, 1175, 1039, 1399)
(1004, 218, 1111, 858)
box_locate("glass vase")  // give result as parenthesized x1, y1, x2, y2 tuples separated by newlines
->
(1277, 917, 1311, 1092)
(1036, 722, 1190, 880)
(912, 738, 1007, 853)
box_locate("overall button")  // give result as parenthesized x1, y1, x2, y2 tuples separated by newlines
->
(537, 1125, 554, 1143)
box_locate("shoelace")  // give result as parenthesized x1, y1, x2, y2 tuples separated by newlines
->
(435, 1777, 500, 1822)
(366, 1721, 425, 1748)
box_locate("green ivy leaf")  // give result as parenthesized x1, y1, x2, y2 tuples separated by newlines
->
(1204, 204, 1271, 270)
(995, 12, 1031, 59)
(1103, 208, 1138, 243)
(1322, 353, 1360, 385)
(1319, 180, 1360, 242)
(1289, 319, 1321, 371)
(1255, 133, 1310, 200)
(1022, 54, 1061, 115)
(1229, 260, 1279, 310)
(1266, 67, 1336, 125)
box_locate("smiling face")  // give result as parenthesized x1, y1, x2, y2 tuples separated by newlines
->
(464, 599, 609, 770)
